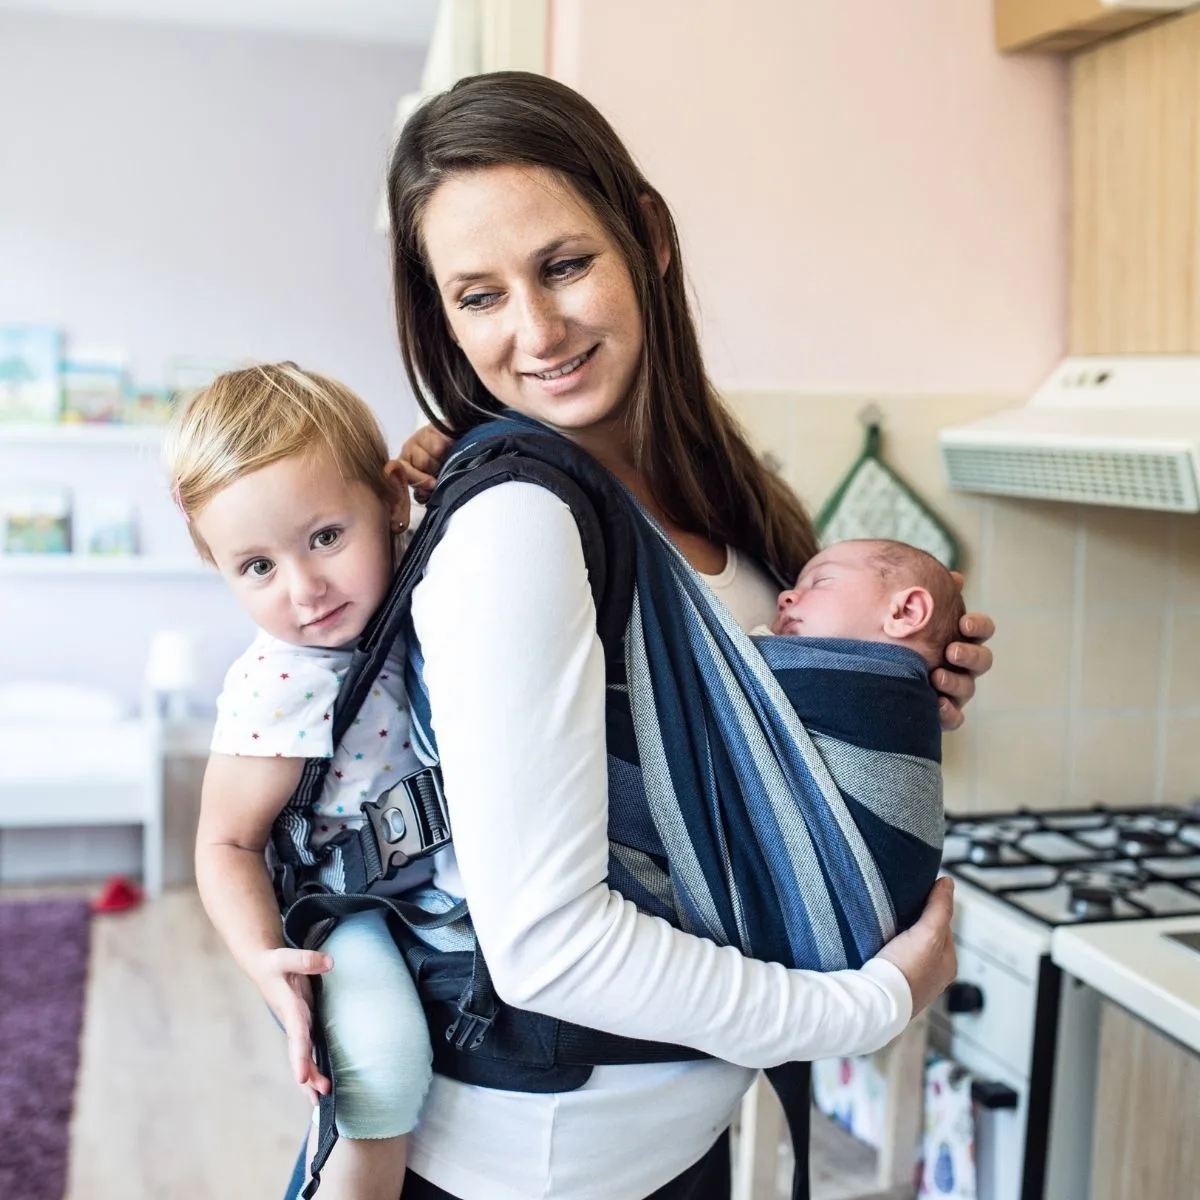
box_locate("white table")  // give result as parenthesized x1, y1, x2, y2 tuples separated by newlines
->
(0, 712, 165, 894)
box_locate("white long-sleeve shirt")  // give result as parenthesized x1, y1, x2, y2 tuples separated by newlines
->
(406, 482, 911, 1200)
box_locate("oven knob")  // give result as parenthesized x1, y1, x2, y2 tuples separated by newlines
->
(945, 982, 985, 1014)
(971, 1079, 1019, 1110)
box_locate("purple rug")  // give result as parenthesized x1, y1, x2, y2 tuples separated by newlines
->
(0, 898, 91, 1200)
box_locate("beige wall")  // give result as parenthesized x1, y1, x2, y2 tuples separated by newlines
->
(549, 0, 1069, 396)
(733, 392, 1200, 815)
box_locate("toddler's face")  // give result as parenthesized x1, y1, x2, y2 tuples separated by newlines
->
(193, 449, 405, 648)
(772, 544, 892, 640)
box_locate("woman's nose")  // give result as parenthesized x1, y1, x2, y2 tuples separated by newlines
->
(514, 289, 567, 360)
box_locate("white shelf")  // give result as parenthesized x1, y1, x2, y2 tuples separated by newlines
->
(0, 422, 167, 446)
(0, 555, 211, 577)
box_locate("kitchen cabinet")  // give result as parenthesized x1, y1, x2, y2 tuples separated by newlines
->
(1069, 7, 1200, 353)
(995, 0, 1190, 53)
(1090, 999, 1200, 1200)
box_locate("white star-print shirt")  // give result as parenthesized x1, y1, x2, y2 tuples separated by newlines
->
(211, 630, 420, 850)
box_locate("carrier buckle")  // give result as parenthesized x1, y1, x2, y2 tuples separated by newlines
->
(361, 765, 452, 878)
(445, 1004, 495, 1051)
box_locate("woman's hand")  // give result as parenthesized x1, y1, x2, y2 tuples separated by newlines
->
(935, 573, 994, 731)
(392, 424, 455, 503)
(874, 877, 957, 1016)
(249, 946, 333, 1104)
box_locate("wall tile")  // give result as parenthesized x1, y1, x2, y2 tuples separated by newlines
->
(1172, 516, 1200, 606)
(975, 607, 1074, 713)
(1078, 607, 1166, 710)
(982, 500, 1079, 609)
(1166, 608, 1200, 709)
(1161, 715, 1200, 806)
(1082, 508, 1173, 608)
(1068, 714, 1159, 806)
(941, 722, 977, 816)
(974, 713, 1069, 811)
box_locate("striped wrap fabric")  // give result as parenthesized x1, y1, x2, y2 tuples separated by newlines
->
(406, 415, 945, 974)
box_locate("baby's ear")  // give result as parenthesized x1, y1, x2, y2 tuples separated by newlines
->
(382, 460, 411, 532)
(883, 586, 934, 639)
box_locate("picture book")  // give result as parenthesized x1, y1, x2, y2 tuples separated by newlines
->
(0, 326, 63, 423)
(0, 487, 71, 554)
(74, 493, 137, 556)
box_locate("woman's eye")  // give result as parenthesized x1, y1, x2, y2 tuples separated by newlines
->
(545, 255, 592, 281)
(312, 527, 341, 549)
(242, 558, 273, 578)
(458, 290, 501, 312)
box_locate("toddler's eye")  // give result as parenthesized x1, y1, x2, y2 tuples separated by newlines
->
(243, 558, 273, 578)
(312, 527, 341, 549)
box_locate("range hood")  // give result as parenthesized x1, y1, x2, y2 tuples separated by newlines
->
(939, 355, 1200, 512)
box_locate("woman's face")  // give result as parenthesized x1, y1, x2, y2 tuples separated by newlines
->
(420, 164, 645, 450)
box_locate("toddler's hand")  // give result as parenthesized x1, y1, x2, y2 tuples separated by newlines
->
(392, 424, 455, 503)
(250, 947, 334, 1104)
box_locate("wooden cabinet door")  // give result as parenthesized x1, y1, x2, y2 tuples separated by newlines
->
(1091, 999, 1200, 1200)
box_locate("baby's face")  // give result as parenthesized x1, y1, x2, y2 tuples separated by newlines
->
(194, 449, 403, 648)
(772, 544, 893, 640)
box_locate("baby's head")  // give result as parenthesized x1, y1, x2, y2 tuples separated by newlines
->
(772, 539, 965, 668)
(166, 362, 407, 648)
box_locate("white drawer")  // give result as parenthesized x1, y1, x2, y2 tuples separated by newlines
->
(942, 941, 1038, 1078)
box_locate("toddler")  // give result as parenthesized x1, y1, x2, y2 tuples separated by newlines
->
(759, 538, 966, 668)
(169, 363, 427, 1200)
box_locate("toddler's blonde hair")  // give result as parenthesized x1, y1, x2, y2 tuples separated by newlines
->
(165, 362, 390, 563)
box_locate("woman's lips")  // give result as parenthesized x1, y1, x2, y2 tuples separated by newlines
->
(526, 345, 598, 394)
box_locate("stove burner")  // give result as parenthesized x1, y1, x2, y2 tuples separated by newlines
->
(968, 835, 1003, 866)
(1116, 825, 1171, 857)
(1069, 882, 1116, 920)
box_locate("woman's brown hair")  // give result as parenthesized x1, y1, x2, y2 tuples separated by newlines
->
(386, 71, 817, 582)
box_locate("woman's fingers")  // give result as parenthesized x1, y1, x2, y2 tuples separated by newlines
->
(948, 638, 993, 676)
(875, 877, 957, 1016)
(394, 458, 437, 492)
(958, 611, 995, 644)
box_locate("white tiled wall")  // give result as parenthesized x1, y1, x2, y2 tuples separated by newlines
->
(731, 390, 1200, 815)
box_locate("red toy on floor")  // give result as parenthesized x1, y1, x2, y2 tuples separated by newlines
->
(90, 875, 144, 913)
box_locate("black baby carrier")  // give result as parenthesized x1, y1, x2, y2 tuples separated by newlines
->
(275, 412, 945, 1200)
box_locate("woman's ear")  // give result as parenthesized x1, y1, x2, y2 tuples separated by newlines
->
(382, 460, 412, 532)
(639, 194, 672, 277)
(883, 586, 934, 639)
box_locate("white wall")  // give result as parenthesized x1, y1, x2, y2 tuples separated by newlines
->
(0, 12, 422, 711)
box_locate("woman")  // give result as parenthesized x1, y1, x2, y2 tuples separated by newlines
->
(366, 72, 987, 1199)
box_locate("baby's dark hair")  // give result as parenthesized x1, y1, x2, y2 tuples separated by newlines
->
(860, 539, 966, 664)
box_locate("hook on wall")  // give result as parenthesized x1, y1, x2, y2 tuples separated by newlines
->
(858, 402, 884, 429)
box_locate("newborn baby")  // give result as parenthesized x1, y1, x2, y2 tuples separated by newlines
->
(759, 538, 966, 669)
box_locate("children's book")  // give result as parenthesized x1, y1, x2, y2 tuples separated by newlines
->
(74, 494, 137, 556)
(0, 326, 63, 423)
(0, 487, 71, 554)
(61, 360, 128, 424)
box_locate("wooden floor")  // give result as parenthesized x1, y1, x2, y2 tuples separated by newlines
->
(29, 885, 309, 1200)
(8, 884, 902, 1200)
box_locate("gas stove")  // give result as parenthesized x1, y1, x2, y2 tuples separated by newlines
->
(929, 804, 1200, 1200)
(942, 804, 1200, 925)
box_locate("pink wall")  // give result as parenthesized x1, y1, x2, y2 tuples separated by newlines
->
(0, 13, 421, 707)
(550, 0, 1069, 395)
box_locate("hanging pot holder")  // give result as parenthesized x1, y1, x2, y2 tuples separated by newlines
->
(815, 410, 960, 570)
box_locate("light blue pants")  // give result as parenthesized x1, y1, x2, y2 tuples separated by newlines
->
(317, 908, 432, 1139)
